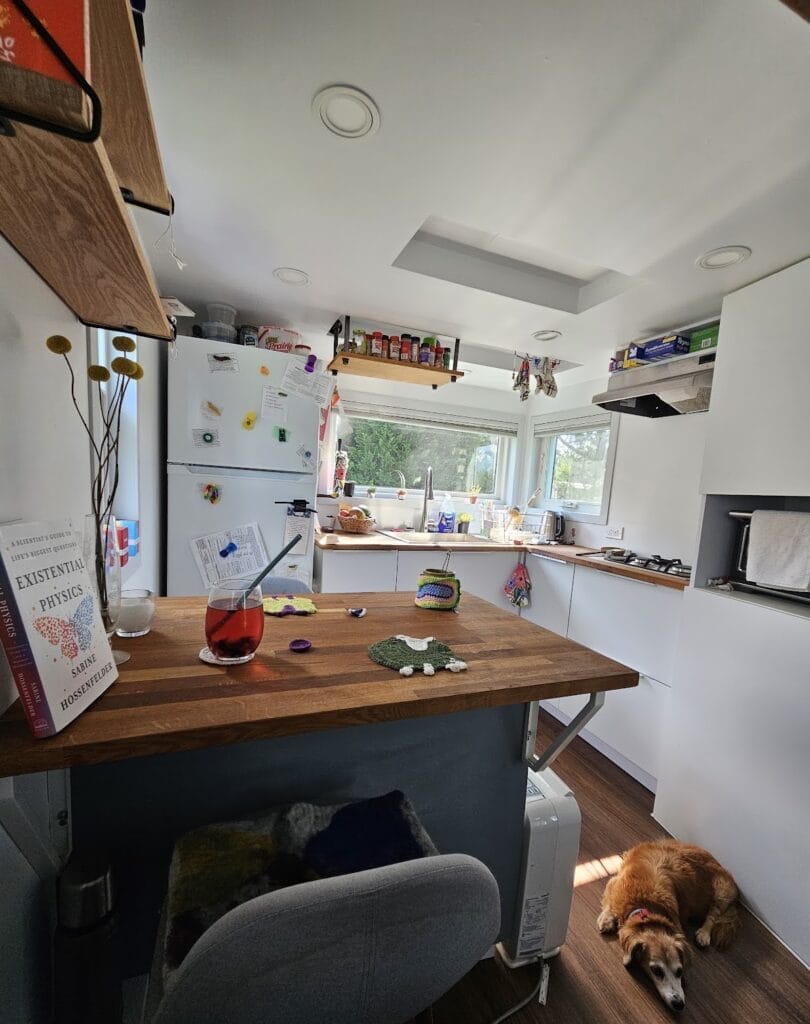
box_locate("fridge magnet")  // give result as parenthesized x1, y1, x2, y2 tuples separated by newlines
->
(275, 426, 288, 443)
(202, 483, 221, 505)
(241, 411, 258, 430)
(206, 352, 239, 373)
(219, 541, 238, 558)
(259, 365, 270, 376)
(201, 399, 222, 419)
(192, 428, 221, 447)
(297, 444, 315, 471)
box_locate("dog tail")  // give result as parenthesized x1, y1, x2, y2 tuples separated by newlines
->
(712, 905, 741, 948)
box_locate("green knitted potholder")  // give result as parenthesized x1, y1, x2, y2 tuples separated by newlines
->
(368, 635, 468, 677)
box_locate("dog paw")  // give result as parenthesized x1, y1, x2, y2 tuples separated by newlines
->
(695, 927, 712, 948)
(597, 910, 619, 933)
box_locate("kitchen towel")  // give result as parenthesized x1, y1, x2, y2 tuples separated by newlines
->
(747, 510, 810, 591)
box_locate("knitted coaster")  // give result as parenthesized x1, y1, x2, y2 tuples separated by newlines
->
(368, 635, 468, 677)
(262, 596, 317, 616)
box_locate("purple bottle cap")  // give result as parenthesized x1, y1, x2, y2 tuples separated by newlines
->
(289, 638, 312, 653)
(305, 354, 317, 373)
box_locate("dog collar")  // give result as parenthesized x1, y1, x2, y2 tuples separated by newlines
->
(627, 907, 651, 922)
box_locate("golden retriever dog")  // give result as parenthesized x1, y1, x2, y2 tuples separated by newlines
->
(597, 840, 740, 1012)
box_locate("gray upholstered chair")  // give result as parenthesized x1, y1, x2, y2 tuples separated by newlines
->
(262, 575, 312, 594)
(144, 853, 499, 1024)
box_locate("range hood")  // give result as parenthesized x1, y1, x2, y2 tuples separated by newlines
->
(592, 352, 716, 417)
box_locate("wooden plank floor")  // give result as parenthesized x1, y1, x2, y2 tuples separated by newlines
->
(433, 711, 809, 1024)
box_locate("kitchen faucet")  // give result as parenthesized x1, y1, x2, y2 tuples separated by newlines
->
(419, 466, 434, 532)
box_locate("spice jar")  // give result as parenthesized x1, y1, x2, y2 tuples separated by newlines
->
(389, 335, 401, 360)
(419, 340, 431, 364)
(370, 331, 383, 357)
(381, 334, 390, 358)
(400, 334, 412, 361)
(411, 336, 421, 363)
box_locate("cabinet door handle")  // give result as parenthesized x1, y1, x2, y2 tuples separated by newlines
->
(531, 554, 566, 564)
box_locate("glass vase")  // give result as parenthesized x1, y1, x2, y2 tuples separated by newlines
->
(82, 514, 129, 665)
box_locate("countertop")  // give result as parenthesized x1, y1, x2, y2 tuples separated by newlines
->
(0, 593, 637, 777)
(317, 533, 689, 590)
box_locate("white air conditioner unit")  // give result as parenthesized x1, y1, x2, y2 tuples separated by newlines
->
(497, 767, 581, 968)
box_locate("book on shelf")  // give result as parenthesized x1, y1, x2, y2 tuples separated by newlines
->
(0, 520, 118, 738)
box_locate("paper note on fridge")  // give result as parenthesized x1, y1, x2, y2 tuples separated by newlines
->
(190, 522, 269, 588)
(283, 508, 313, 554)
(281, 357, 334, 404)
(261, 385, 288, 423)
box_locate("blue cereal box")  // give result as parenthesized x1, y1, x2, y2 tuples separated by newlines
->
(641, 334, 690, 361)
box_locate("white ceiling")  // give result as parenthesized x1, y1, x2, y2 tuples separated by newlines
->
(136, 0, 810, 381)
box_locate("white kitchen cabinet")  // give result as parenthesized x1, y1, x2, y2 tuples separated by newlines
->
(395, 550, 520, 612)
(522, 553, 576, 715)
(566, 565, 683, 685)
(701, 258, 810, 495)
(314, 548, 398, 593)
(654, 588, 810, 965)
(522, 553, 575, 636)
(557, 674, 670, 787)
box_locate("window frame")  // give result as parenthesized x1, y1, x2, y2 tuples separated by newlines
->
(525, 410, 618, 526)
(337, 407, 518, 502)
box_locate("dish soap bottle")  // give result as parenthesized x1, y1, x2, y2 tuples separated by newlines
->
(437, 494, 456, 534)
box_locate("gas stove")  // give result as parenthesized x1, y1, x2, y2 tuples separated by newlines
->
(601, 549, 692, 578)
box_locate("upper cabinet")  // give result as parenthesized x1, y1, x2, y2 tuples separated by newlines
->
(0, 1, 172, 340)
(701, 259, 810, 496)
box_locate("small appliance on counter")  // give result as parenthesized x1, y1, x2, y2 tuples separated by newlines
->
(728, 510, 810, 605)
(536, 511, 565, 544)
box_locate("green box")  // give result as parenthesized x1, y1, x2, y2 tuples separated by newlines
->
(689, 324, 719, 352)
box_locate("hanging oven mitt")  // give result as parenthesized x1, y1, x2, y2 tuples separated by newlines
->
(504, 562, 531, 608)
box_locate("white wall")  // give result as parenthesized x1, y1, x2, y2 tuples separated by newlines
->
(522, 372, 707, 559)
(0, 239, 87, 1024)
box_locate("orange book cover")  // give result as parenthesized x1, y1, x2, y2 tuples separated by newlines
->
(0, 1, 88, 83)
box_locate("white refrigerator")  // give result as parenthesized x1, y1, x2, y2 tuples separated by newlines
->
(166, 336, 323, 595)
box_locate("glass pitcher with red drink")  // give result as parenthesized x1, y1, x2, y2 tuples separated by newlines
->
(204, 578, 264, 664)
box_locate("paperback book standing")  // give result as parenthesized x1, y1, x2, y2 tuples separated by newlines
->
(0, 521, 118, 737)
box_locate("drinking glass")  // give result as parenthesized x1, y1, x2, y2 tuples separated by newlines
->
(116, 590, 156, 638)
(204, 579, 264, 664)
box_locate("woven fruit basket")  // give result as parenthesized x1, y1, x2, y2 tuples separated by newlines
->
(337, 505, 376, 534)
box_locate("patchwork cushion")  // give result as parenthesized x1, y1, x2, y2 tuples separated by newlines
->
(161, 790, 436, 986)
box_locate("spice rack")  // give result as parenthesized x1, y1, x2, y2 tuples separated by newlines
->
(326, 316, 465, 390)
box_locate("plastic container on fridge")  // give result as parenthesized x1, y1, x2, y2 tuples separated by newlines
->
(206, 302, 238, 325)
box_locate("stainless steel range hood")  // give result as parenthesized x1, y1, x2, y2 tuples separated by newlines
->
(592, 352, 716, 417)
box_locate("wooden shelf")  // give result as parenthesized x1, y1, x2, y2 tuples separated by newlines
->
(0, 121, 171, 338)
(327, 351, 464, 388)
(90, 0, 171, 213)
(0, 0, 172, 339)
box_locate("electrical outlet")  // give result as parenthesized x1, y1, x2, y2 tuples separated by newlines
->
(605, 525, 624, 540)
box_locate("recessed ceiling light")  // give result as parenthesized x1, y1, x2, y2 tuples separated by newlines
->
(312, 85, 380, 139)
(532, 330, 562, 342)
(695, 245, 752, 270)
(273, 267, 310, 286)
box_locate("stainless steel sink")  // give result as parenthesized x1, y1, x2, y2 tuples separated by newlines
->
(377, 530, 500, 545)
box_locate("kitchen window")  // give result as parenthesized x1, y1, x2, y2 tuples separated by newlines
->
(338, 406, 518, 499)
(528, 410, 618, 524)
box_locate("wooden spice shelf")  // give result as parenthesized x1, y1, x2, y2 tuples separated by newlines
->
(327, 351, 464, 388)
(0, 0, 172, 339)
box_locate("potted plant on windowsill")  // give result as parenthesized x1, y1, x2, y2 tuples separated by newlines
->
(457, 512, 472, 534)
(468, 485, 481, 505)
